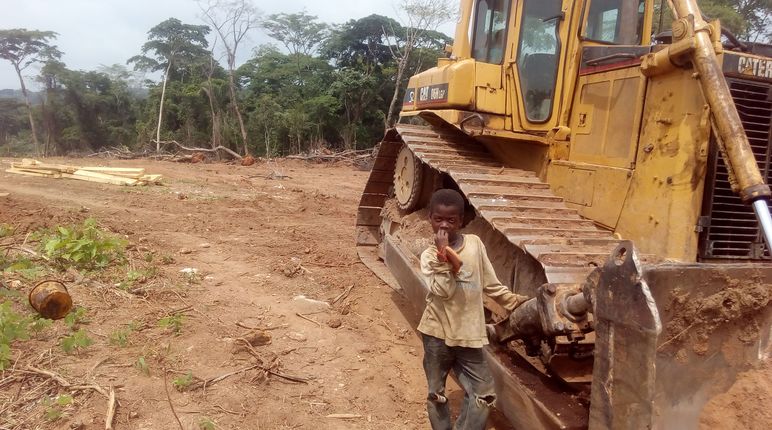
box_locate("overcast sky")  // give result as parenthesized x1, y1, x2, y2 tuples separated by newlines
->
(0, 0, 455, 90)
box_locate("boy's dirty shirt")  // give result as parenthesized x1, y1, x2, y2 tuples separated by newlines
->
(418, 234, 526, 348)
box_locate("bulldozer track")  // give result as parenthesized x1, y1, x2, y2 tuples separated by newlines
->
(357, 124, 624, 285)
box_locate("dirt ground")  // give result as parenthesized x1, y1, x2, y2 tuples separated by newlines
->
(0, 157, 513, 430)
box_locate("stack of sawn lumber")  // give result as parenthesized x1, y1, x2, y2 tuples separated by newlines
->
(6, 159, 162, 186)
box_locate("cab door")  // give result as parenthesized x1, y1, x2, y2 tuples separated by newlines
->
(510, 0, 573, 131)
(470, 0, 512, 114)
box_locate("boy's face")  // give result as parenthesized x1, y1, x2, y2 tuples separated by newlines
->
(429, 204, 463, 238)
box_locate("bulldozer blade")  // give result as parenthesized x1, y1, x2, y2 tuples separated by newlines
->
(590, 242, 662, 430)
(644, 263, 771, 429)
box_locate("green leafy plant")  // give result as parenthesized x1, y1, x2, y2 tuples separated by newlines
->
(119, 267, 157, 290)
(135, 356, 150, 375)
(158, 314, 184, 335)
(173, 372, 194, 392)
(0, 301, 30, 369)
(0, 223, 14, 238)
(61, 329, 93, 354)
(1, 303, 55, 369)
(42, 218, 126, 270)
(64, 307, 88, 329)
(0, 287, 23, 300)
(43, 394, 73, 421)
(109, 329, 130, 347)
(199, 417, 216, 430)
(2, 258, 46, 280)
(29, 317, 53, 334)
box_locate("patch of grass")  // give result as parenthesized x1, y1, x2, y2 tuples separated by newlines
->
(0, 287, 23, 300)
(2, 258, 46, 280)
(158, 314, 184, 335)
(61, 328, 93, 354)
(135, 356, 150, 375)
(109, 328, 131, 347)
(0, 302, 56, 369)
(0, 301, 30, 369)
(118, 267, 157, 290)
(0, 223, 15, 238)
(199, 417, 216, 430)
(43, 394, 73, 421)
(64, 306, 88, 329)
(109, 321, 137, 347)
(28, 317, 53, 334)
(173, 372, 194, 392)
(42, 218, 126, 270)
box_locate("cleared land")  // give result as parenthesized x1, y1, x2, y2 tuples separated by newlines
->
(0, 157, 512, 430)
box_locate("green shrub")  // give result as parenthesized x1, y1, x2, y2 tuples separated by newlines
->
(61, 329, 93, 354)
(43, 218, 126, 270)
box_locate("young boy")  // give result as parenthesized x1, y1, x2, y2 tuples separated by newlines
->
(419, 188, 526, 430)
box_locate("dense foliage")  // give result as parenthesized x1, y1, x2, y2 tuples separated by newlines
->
(0, 0, 769, 157)
(0, 10, 450, 157)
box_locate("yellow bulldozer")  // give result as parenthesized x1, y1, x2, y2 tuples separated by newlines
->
(356, 0, 772, 428)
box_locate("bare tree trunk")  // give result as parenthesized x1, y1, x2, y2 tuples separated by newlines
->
(203, 86, 219, 148)
(155, 61, 173, 152)
(385, 55, 409, 130)
(227, 70, 248, 155)
(14, 63, 39, 155)
(264, 127, 271, 158)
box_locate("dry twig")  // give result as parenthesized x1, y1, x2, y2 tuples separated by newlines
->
(332, 285, 356, 305)
(105, 386, 116, 430)
(295, 312, 322, 327)
(163, 368, 185, 430)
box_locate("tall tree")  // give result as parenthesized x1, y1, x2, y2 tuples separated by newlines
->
(128, 18, 210, 152)
(329, 68, 377, 149)
(262, 11, 329, 86)
(383, 0, 454, 129)
(0, 29, 61, 154)
(198, 0, 261, 155)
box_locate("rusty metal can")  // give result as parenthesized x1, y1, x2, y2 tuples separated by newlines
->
(28, 280, 73, 320)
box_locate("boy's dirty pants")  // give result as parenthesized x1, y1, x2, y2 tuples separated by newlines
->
(422, 334, 496, 430)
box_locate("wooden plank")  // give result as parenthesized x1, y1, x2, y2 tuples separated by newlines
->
(14, 160, 78, 173)
(80, 167, 145, 178)
(356, 207, 383, 226)
(79, 167, 145, 173)
(139, 174, 163, 182)
(6, 168, 56, 178)
(79, 170, 144, 179)
(64, 170, 138, 186)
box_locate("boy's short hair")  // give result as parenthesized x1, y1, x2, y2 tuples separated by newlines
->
(429, 189, 465, 215)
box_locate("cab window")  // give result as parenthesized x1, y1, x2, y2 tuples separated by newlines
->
(471, 0, 512, 64)
(584, 0, 646, 45)
(516, 0, 561, 123)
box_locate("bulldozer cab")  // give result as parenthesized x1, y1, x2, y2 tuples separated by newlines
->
(404, 1, 655, 132)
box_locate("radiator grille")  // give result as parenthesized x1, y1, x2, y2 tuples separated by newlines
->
(700, 79, 772, 260)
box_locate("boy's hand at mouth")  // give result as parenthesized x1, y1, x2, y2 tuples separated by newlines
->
(435, 229, 449, 250)
(435, 230, 462, 273)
